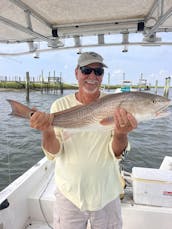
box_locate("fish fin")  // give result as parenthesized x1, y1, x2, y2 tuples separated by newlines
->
(156, 111, 170, 119)
(7, 99, 34, 119)
(100, 116, 114, 126)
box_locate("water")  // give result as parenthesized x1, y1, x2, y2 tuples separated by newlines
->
(0, 89, 172, 191)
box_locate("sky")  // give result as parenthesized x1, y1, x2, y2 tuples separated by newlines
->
(0, 33, 172, 86)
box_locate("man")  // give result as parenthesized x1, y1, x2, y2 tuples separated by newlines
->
(30, 51, 137, 229)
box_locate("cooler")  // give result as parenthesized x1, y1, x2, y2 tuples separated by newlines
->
(132, 167, 172, 207)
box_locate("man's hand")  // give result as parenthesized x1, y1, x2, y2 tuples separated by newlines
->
(111, 108, 137, 157)
(114, 108, 137, 134)
(30, 111, 54, 131)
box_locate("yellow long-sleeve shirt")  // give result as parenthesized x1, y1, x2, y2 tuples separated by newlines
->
(43, 93, 124, 211)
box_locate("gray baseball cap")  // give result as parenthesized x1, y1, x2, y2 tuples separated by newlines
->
(78, 52, 107, 68)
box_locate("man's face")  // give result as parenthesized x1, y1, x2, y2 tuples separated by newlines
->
(75, 63, 104, 94)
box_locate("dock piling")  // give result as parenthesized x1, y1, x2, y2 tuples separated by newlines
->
(26, 72, 30, 101)
(163, 77, 171, 98)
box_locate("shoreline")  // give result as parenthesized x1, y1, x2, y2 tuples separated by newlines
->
(0, 86, 168, 92)
(0, 88, 27, 92)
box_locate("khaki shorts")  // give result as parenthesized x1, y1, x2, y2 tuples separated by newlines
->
(54, 189, 122, 229)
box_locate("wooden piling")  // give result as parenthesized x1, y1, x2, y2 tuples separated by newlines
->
(108, 72, 110, 92)
(155, 80, 158, 94)
(163, 77, 171, 98)
(41, 70, 44, 94)
(59, 73, 63, 94)
(26, 72, 30, 101)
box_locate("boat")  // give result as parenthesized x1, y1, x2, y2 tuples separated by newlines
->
(0, 156, 172, 229)
(1, 0, 172, 228)
(114, 80, 138, 93)
(138, 74, 151, 91)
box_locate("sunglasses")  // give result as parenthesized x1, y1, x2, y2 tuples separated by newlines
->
(80, 66, 104, 76)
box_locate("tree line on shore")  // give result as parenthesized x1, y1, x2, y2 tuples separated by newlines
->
(0, 80, 165, 90)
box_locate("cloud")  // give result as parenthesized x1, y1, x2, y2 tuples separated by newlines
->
(113, 69, 124, 75)
(159, 70, 170, 77)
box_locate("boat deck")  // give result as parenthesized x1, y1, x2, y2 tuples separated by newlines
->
(26, 173, 172, 229)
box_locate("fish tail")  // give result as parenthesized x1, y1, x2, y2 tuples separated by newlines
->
(7, 99, 34, 119)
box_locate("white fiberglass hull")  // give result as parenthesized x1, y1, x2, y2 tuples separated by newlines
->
(0, 157, 172, 229)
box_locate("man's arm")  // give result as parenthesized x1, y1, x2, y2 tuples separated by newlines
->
(30, 111, 61, 154)
(112, 132, 128, 157)
(42, 126, 61, 154)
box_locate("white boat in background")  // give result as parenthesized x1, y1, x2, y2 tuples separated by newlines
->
(114, 80, 138, 93)
(1, 0, 172, 228)
(138, 74, 151, 91)
(0, 156, 172, 229)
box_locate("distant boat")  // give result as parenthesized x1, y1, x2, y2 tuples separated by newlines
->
(115, 80, 137, 93)
(138, 74, 150, 91)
